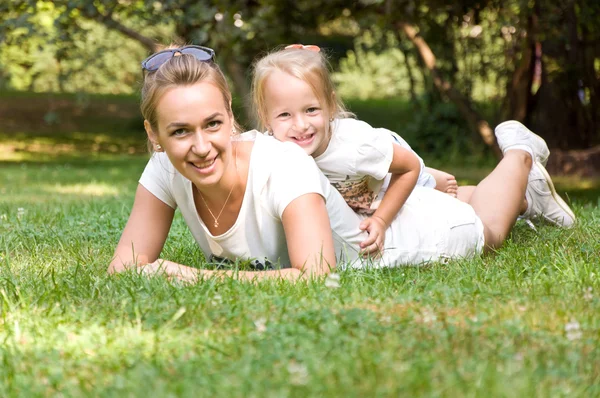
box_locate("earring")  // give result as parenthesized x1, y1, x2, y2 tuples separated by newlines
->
(155, 144, 162, 151)
(231, 126, 237, 135)
(266, 128, 274, 136)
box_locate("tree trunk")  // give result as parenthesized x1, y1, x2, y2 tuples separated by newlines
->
(504, 7, 537, 123)
(398, 22, 501, 157)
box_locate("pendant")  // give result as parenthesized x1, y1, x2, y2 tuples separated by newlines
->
(214, 221, 219, 228)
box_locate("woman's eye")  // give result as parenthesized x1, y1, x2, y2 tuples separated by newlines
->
(172, 128, 186, 136)
(207, 120, 222, 129)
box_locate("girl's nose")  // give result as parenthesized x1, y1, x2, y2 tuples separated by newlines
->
(294, 115, 309, 131)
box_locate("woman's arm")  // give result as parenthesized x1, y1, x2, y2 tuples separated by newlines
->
(120, 191, 334, 283)
(108, 184, 175, 273)
(281, 192, 336, 275)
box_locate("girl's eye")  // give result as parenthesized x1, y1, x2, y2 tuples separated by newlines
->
(307, 107, 319, 114)
(277, 112, 290, 118)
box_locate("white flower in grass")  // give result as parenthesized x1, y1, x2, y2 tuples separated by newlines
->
(421, 309, 437, 324)
(254, 317, 267, 333)
(210, 294, 223, 306)
(513, 352, 524, 362)
(287, 361, 309, 386)
(324, 273, 341, 289)
(583, 287, 593, 301)
(565, 319, 582, 341)
(0, 214, 6, 221)
(17, 208, 25, 219)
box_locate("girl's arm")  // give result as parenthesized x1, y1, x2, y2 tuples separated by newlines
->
(108, 184, 175, 273)
(360, 144, 421, 254)
(113, 190, 335, 282)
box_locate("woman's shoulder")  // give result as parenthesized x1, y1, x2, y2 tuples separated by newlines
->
(246, 130, 319, 185)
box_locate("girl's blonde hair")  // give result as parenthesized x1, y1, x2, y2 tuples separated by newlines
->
(251, 47, 353, 132)
(141, 52, 241, 148)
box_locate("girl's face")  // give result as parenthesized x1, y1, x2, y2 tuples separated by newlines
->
(263, 70, 330, 157)
(146, 81, 235, 188)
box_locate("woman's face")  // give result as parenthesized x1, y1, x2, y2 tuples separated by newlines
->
(148, 81, 234, 188)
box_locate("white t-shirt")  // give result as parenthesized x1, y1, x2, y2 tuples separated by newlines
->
(315, 118, 435, 214)
(139, 130, 367, 269)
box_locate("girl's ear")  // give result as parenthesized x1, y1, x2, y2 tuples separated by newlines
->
(144, 120, 162, 151)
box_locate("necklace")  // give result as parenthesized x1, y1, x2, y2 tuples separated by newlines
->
(197, 145, 238, 228)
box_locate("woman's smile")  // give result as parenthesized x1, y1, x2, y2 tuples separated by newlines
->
(189, 157, 217, 174)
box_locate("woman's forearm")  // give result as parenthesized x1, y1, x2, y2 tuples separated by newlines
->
(143, 259, 305, 283)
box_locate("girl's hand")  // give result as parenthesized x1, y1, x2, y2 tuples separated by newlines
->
(359, 216, 387, 257)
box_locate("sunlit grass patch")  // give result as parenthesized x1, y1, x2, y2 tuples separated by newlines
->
(42, 182, 121, 197)
(1, 142, 599, 395)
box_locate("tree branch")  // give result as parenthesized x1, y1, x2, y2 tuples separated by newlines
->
(398, 22, 501, 157)
(80, 4, 159, 52)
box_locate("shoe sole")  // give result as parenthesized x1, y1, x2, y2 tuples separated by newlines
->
(495, 121, 550, 166)
(534, 160, 577, 227)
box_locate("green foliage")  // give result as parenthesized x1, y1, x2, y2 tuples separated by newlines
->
(333, 28, 424, 100)
(346, 96, 494, 166)
(0, 1, 152, 94)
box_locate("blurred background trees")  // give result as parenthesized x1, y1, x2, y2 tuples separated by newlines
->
(1, 0, 599, 172)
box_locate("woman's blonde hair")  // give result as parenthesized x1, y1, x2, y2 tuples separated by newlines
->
(141, 52, 241, 148)
(251, 47, 353, 132)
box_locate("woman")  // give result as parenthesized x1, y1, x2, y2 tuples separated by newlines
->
(109, 46, 366, 282)
(108, 45, 574, 282)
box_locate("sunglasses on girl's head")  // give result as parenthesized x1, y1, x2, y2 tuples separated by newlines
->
(141, 45, 215, 71)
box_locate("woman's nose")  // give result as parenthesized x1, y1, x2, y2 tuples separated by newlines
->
(191, 132, 211, 156)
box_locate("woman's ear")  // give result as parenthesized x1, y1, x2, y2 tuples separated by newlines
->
(144, 120, 162, 151)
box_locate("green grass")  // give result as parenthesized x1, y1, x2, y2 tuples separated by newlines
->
(2, 89, 600, 395)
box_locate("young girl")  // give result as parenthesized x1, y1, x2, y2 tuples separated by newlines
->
(251, 45, 459, 256)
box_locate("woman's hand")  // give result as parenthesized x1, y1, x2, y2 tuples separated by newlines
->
(139, 259, 200, 284)
(359, 215, 387, 257)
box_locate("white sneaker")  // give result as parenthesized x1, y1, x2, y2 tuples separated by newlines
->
(522, 161, 576, 227)
(495, 120, 550, 166)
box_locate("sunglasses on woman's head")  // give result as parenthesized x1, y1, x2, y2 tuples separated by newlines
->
(141, 45, 215, 71)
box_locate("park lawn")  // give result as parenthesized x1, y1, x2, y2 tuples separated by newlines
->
(1, 150, 600, 396)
